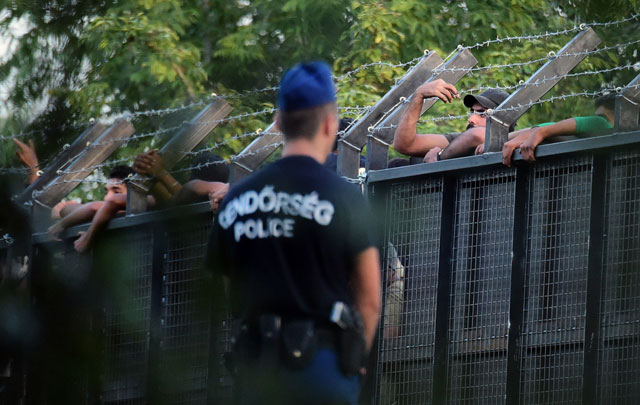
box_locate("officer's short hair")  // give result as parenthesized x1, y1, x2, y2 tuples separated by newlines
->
(279, 102, 337, 141)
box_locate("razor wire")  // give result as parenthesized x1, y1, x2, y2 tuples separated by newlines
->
(4, 19, 639, 141)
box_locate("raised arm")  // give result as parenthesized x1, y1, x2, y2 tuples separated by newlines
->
(393, 80, 458, 156)
(134, 150, 183, 196)
(13, 138, 40, 184)
(351, 246, 381, 353)
(172, 180, 228, 205)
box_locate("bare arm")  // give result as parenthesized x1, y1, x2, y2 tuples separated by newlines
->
(436, 126, 485, 161)
(134, 151, 183, 196)
(171, 180, 228, 205)
(13, 138, 40, 184)
(48, 201, 104, 240)
(351, 246, 382, 353)
(519, 119, 577, 162)
(74, 194, 126, 253)
(392, 80, 458, 156)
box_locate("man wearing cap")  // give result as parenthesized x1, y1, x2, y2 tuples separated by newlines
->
(206, 61, 381, 404)
(393, 82, 511, 162)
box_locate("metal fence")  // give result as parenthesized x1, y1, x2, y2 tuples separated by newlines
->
(368, 131, 640, 404)
(2, 131, 640, 404)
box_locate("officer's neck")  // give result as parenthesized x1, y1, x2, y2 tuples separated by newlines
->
(282, 139, 328, 164)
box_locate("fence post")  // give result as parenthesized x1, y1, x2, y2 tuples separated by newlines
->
(505, 166, 530, 404)
(485, 27, 602, 152)
(615, 73, 640, 131)
(33, 118, 135, 208)
(126, 99, 232, 214)
(432, 175, 457, 404)
(16, 122, 107, 205)
(337, 52, 445, 178)
(229, 123, 280, 183)
(582, 154, 607, 405)
(365, 49, 478, 171)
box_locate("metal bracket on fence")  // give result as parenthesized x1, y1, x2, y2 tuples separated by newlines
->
(16, 122, 108, 205)
(125, 180, 150, 215)
(485, 27, 602, 152)
(229, 122, 280, 183)
(34, 118, 135, 208)
(337, 52, 445, 178)
(126, 99, 233, 214)
(365, 49, 478, 171)
(615, 73, 640, 131)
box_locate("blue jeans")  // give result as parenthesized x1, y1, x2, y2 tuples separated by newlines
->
(234, 348, 360, 405)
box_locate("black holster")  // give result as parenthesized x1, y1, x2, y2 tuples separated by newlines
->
(337, 327, 366, 376)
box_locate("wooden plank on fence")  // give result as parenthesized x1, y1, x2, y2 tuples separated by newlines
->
(229, 122, 281, 183)
(16, 123, 107, 204)
(34, 119, 135, 207)
(158, 99, 232, 169)
(616, 73, 640, 131)
(337, 52, 444, 178)
(126, 99, 233, 214)
(366, 49, 478, 171)
(485, 27, 602, 152)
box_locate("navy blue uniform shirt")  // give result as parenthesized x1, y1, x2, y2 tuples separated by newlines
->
(206, 155, 376, 322)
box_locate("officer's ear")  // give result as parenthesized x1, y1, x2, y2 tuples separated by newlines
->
(274, 112, 281, 133)
(321, 107, 339, 140)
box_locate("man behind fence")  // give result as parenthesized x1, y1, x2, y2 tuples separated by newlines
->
(393, 82, 512, 162)
(206, 61, 381, 404)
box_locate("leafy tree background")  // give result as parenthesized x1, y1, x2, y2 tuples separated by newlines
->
(1, 0, 638, 200)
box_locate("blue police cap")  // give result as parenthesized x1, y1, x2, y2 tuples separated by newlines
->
(277, 61, 336, 112)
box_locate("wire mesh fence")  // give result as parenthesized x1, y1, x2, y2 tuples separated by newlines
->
(2, 132, 640, 404)
(368, 132, 640, 404)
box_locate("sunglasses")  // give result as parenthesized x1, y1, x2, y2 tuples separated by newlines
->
(470, 108, 488, 118)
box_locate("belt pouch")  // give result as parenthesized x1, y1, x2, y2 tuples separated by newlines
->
(338, 328, 365, 376)
(280, 320, 317, 369)
(258, 315, 281, 365)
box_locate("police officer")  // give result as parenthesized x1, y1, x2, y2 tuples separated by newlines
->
(206, 61, 381, 404)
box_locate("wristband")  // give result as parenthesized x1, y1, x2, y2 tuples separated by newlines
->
(436, 149, 444, 161)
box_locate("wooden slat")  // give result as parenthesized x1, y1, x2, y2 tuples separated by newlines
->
(616, 73, 640, 131)
(126, 99, 233, 213)
(35, 119, 135, 207)
(337, 52, 445, 178)
(17, 123, 107, 204)
(229, 122, 281, 183)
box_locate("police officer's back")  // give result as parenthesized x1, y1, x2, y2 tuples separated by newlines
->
(206, 62, 381, 405)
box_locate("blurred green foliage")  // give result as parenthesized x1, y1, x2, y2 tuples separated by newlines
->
(0, 0, 638, 200)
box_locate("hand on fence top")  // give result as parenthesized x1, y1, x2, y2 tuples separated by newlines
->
(424, 147, 442, 163)
(48, 222, 64, 242)
(209, 183, 230, 213)
(415, 79, 458, 103)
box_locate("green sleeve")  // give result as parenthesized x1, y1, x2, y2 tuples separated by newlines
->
(574, 116, 613, 135)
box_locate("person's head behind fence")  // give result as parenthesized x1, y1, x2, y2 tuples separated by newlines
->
(276, 61, 338, 142)
(106, 165, 133, 198)
(190, 153, 229, 183)
(464, 89, 517, 132)
(108, 165, 134, 181)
